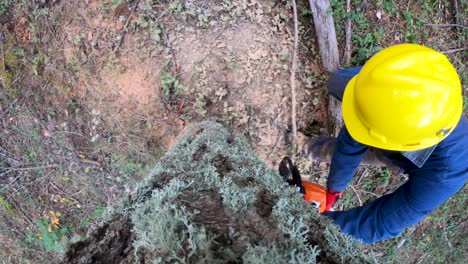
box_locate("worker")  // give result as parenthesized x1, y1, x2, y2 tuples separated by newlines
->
(303, 44, 468, 244)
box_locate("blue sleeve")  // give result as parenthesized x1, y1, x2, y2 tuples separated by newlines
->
(324, 164, 467, 244)
(327, 126, 368, 192)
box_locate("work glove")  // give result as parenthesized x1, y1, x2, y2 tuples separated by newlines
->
(325, 189, 341, 212)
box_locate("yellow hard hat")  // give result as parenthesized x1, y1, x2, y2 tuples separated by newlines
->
(342, 44, 463, 151)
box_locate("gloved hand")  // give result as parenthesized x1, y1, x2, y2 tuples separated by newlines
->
(325, 190, 341, 212)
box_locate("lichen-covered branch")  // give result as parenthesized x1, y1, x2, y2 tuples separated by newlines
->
(63, 122, 375, 264)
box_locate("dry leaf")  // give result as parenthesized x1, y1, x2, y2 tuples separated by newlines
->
(43, 129, 51, 137)
(116, 21, 125, 30)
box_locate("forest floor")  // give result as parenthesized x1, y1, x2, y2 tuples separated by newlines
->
(0, 0, 466, 263)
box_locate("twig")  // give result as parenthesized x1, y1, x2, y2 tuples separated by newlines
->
(161, 25, 179, 76)
(267, 134, 283, 160)
(0, 98, 18, 121)
(9, 170, 55, 195)
(81, 159, 101, 166)
(7, 196, 35, 226)
(290, 0, 299, 149)
(344, 0, 352, 65)
(443, 229, 453, 249)
(113, 0, 141, 53)
(0, 164, 58, 176)
(0, 146, 22, 166)
(349, 184, 363, 206)
(3, 164, 59, 172)
(441, 47, 467, 54)
(452, 0, 461, 26)
(356, 168, 368, 186)
(0, 44, 5, 74)
(424, 23, 468, 29)
(50, 130, 87, 138)
(49, 182, 83, 208)
(359, 189, 379, 197)
(416, 253, 428, 264)
(397, 226, 416, 248)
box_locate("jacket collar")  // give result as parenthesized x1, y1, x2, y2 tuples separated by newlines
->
(401, 145, 437, 168)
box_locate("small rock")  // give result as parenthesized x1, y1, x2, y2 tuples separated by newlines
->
(376, 11, 382, 20)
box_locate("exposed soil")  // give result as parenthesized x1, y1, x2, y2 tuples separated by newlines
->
(0, 0, 466, 262)
(57, 0, 325, 167)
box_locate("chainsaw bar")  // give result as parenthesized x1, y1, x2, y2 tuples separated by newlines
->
(278, 156, 305, 194)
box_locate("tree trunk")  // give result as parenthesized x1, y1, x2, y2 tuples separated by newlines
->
(62, 122, 375, 264)
(309, 0, 343, 137)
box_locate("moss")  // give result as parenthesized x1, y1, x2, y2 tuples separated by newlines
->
(0, 195, 16, 216)
(0, 35, 19, 96)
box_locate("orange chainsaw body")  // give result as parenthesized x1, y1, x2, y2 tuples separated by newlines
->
(302, 181, 327, 213)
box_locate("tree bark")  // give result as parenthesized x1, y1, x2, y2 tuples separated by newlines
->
(309, 0, 343, 137)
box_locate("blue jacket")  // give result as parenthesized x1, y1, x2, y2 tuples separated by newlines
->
(324, 115, 468, 244)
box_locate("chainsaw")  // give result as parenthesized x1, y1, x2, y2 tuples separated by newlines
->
(278, 157, 327, 213)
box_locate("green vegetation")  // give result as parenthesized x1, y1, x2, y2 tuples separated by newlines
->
(464, 96, 468, 114)
(0, 195, 15, 216)
(330, 0, 463, 65)
(160, 72, 184, 96)
(330, 0, 376, 65)
(30, 215, 69, 253)
(107, 0, 125, 10)
(0, 0, 12, 15)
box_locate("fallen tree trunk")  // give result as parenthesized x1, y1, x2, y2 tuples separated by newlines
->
(309, 0, 343, 137)
(62, 122, 375, 264)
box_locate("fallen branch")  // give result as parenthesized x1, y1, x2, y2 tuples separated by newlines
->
(0, 164, 58, 177)
(441, 47, 467, 54)
(290, 0, 299, 149)
(2, 164, 59, 172)
(424, 23, 468, 29)
(344, 0, 352, 65)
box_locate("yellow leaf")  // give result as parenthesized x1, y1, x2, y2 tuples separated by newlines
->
(84, 167, 91, 173)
